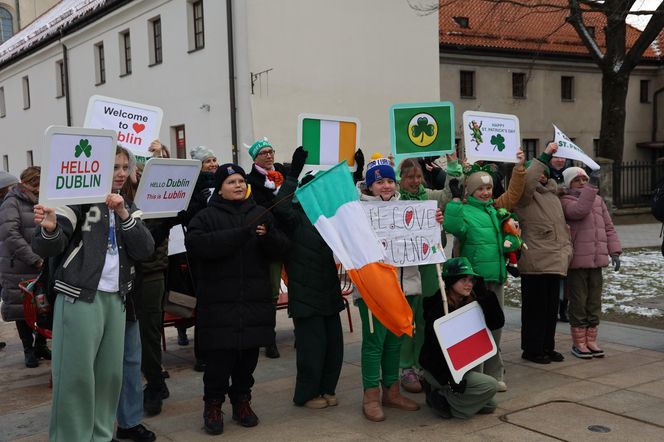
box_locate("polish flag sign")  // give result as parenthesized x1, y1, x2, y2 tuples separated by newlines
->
(433, 301, 497, 384)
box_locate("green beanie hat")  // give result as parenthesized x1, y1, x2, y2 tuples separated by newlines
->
(248, 138, 272, 160)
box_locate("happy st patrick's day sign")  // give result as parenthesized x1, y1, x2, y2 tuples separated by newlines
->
(84, 95, 163, 161)
(361, 200, 446, 267)
(39, 126, 117, 208)
(462, 111, 520, 164)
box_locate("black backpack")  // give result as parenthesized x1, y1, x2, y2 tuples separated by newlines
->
(651, 176, 664, 223)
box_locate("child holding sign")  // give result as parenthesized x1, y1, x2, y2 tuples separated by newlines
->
(419, 258, 503, 419)
(32, 146, 155, 442)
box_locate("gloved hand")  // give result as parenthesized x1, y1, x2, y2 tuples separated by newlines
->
(589, 170, 601, 187)
(290, 146, 308, 178)
(611, 255, 620, 271)
(353, 148, 365, 183)
(449, 379, 467, 394)
(449, 179, 463, 199)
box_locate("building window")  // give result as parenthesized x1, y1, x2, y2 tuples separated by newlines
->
(522, 139, 538, 160)
(453, 16, 469, 28)
(22, 76, 30, 110)
(460, 70, 475, 98)
(0, 87, 5, 118)
(587, 26, 595, 39)
(149, 17, 163, 65)
(2, 155, 8, 172)
(188, 1, 205, 51)
(120, 31, 131, 76)
(512, 73, 526, 98)
(95, 42, 106, 85)
(0, 7, 12, 44)
(640, 79, 650, 103)
(173, 125, 187, 158)
(56, 60, 65, 98)
(561, 76, 574, 101)
(26, 150, 33, 166)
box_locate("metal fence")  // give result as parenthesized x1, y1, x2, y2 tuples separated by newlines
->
(613, 161, 664, 208)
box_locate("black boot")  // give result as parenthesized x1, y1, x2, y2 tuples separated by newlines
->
(34, 345, 51, 360)
(24, 348, 38, 368)
(559, 299, 569, 322)
(143, 382, 167, 416)
(0, 342, 6, 350)
(264, 343, 280, 359)
(232, 395, 259, 427)
(203, 399, 224, 435)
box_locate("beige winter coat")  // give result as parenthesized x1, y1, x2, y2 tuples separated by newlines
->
(513, 160, 573, 276)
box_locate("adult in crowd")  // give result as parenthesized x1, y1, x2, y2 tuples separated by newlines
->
(273, 147, 345, 409)
(560, 167, 622, 359)
(0, 171, 18, 352)
(420, 258, 503, 419)
(0, 167, 48, 368)
(33, 146, 154, 441)
(246, 138, 287, 359)
(185, 163, 289, 435)
(513, 143, 573, 364)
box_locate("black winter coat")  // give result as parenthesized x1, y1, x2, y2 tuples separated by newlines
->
(247, 163, 288, 208)
(419, 282, 504, 388)
(185, 194, 289, 350)
(273, 177, 344, 318)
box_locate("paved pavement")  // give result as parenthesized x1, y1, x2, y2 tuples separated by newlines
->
(2, 222, 664, 441)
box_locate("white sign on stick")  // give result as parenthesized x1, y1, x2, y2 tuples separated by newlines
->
(462, 111, 520, 164)
(552, 125, 600, 171)
(362, 200, 446, 267)
(134, 159, 201, 219)
(433, 301, 497, 384)
(39, 126, 117, 208)
(84, 95, 163, 161)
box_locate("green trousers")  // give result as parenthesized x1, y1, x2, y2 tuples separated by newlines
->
(567, 268, 603, 327)
(423, 370, 497, 419)
(358, 299, 400, 390)
(400, 295, 424, 370)
(49, 291, 125, 442)
(138, 275, 165, 385)
(292, 314, 344, 405)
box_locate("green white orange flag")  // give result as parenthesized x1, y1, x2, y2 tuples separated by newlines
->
(299, 114, 359, 167)
(295, 161, 413, 336)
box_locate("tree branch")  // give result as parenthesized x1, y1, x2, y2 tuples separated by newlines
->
(567, 0, 605, 64)
(622, 0, 664, 73)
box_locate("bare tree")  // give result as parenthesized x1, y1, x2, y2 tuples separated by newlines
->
(415, 0, 664, 166)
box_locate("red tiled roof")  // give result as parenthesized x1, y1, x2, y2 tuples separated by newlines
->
(439, 0, 662, 60)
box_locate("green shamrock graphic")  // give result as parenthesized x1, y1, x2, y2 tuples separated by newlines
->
(411, 116, 435, 143)
(75, 139, 92, 158)
(490, 134, 506, 152)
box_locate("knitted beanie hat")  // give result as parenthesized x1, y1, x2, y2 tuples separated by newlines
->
(464, 171, 492, 197)
(365, 155, 395, 188)
(0, 171, 19, 189)
(248, 138, 272, 160)
(563, 167, 589, 188)
(213, 163, 247, 193)
(190, 146, 217, 162)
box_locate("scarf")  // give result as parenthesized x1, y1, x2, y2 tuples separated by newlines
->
(254, 163, 284, 193)
(400, 184, 428, 201)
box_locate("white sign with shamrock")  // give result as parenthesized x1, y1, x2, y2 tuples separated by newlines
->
(462, 111, 520, 164)
(552, 125, 600, 170)
(39, 126, 117, 207)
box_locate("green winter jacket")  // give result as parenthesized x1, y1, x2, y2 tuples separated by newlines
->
(272, 177, 345, 318)
(443, 196, 506, 284)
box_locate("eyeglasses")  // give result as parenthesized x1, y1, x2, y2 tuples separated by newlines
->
(257, 149, 275, 157)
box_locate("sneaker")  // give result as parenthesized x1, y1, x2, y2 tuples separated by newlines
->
(265, 344, 280, 359)
(425, 389, 452, 419)
(34, 346, 51, 360)
(177, 329, 189, 346)
(521, 352, 551, 364)
(322, 394, 338, 407)
(24, 348, 38, 368)
(400, 368, 423, 393)
(496, 381, 507, 392)
(116, 424, 156, 442)
(546, 350, 565, 362)
(232, 396, 259, 427)
(304, 397, 328, 409)
(203, 400, 224, 435)
(571, 346, 593, 359)
(143, 383, 165, 416)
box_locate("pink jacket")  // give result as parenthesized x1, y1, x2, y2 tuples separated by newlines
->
(559, 186, 622, 269)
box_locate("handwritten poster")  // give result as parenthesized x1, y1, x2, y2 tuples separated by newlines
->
(361, 200, 446, 267)
(462, 111, 520, 164)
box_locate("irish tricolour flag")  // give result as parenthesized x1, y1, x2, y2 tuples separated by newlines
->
(433, 301, 497, 383)
(295, 161, 413, 336)
(299, 114, 359, 167)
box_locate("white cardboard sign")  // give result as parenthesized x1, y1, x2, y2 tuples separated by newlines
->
(361, 200, 446, 267)
(552, 125, 600, 171)
(433, 301, 497, 384)
(134, 158, 201, 219)
(84, 95, 163, 161)
(462, 111, 520, 164)
(39, 126, 117, 208)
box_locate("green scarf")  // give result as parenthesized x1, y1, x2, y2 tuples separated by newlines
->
(400, 184, 428, 201)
